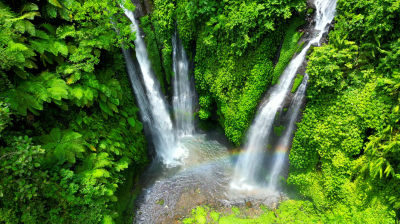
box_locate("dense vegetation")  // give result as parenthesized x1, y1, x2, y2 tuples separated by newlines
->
(288, 0, 400, 220)
(144, 0, 400, 222)
(0, 0, 148, 223)
(140, 0, 307, 145)
(2, 0, 400, 222)
(183, 200, 394, 223)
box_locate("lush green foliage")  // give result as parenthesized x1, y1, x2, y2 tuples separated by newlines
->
(183, 200, 395, 223)
(147, 0, 307, 145)
(140, 15, 168, 93)
(291, 74, 304, 93)
(272, 16, 305, 84)
(0, 0, 148, 223)
(288, 0, 400, 219)
(274, 125, 286, 137)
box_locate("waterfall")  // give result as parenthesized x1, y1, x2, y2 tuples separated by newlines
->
(172, 26, 195, 136)
(122, 8, 188, 166)
(268, 75, 308, 189)
(231, 0, 337, 190)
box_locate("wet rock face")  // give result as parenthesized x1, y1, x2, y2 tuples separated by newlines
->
(130, 0, 153, 18)
(308, 0, 316, 9)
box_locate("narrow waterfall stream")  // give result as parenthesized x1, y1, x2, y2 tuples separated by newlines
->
(231, 0, 337, 192)
(123, 9, 188, 166)
(268, 75, 309, 189)
(172, 27, 195, 136)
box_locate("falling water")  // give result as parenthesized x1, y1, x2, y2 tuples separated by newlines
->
(231, 0, 337, 190)
(268, 75, 309, 189)
(172, 26, 195, 136)
(122, 9, 187, 166)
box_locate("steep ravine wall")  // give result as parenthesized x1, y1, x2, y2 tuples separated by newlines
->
(128, 0, 332, 149)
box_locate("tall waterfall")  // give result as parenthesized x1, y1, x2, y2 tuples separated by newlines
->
(172, 27, 195, 136)
(232, 0, 337, 190)
(122, 9, 187, 166)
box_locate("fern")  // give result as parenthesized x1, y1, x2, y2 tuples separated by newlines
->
(20, 11, 41, 20)
(56, 25, 75, 39)
(40, 23, 56, 35)
(30, 39, 46, 53)
(54, 40, 68, 56)
(34, 30, 49, 39)
(39, 128, 86, 164)
(24, 20, 35, 35)
(11, 66, 28, 79)
(20, 3, 39, 14)
(24, 58, 37, 69)
(8, 43, 28, 52)
(43, 4, 57, 18)
(7, 72, 69, 115)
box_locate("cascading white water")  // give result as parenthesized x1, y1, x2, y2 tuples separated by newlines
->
(122, 9, 188, 166)
(172, 27, 195, 136)
(231, 0, 337, 191)
(268, 75, 309, 189)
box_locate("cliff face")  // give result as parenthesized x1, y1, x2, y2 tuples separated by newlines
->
(131, 0, 153, 18)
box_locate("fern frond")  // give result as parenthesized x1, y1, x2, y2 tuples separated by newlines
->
(56, 25, 75, 39)
(14, 20, 26, 33)
(24, 59, 38, 69)
(12, 66, 28, 79)
(21, 3, 39, 14)
(59, 7, 70, 21)
(40, 23, 56, 35)
(20, 11, 41, 20)
(9, 43, 28, 52)
(34, 30, 49, 39)
(24, 93, 43, 110)
(24, 20, 35, 36)
(54, 40, 68, 56)
(30, 40, 45, 53)
(43, 4, 57, 18)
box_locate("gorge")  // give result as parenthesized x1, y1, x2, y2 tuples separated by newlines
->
(0, 0, 399, 223)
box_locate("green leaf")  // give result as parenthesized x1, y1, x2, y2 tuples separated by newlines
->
(57, 25, 76, 39)
(61, 130, 82, 143)
(55, 41, 68, 56)
(12, 66, 28, 79)
(107, 101, 118, 113)
(120, 110, 128, 118)
(77, 114, 82, 125)
(99, 100, 113, 116)
(9, 43, 28, 52)
(50, 128, 61, 142)
(21, 3, 39, 13)
(127, 117, 136, 127)
(48, 0, 62, 8)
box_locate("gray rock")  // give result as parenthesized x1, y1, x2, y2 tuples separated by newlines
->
(308, 0, 316, 9)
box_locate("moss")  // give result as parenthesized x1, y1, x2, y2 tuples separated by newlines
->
(272, 14, 306, 84)
(140, 15, 167, 93)
(210, 211, 220, 222)
(296, 42, 305, 54)
(231, 206, 240, 216)
(307, 8, 314, 14)
(112, 164, 147, 224)
(291, 74, 304, 93)
(274, 126, 286, 136)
